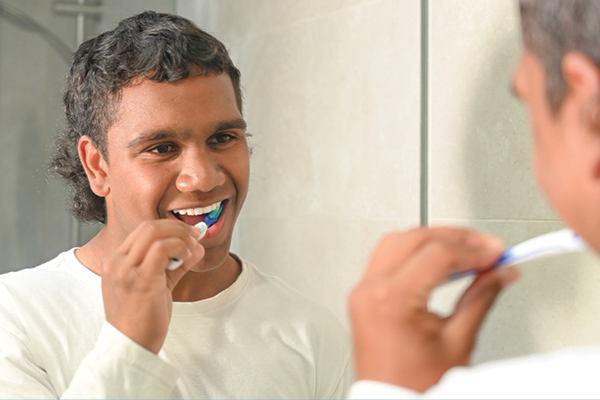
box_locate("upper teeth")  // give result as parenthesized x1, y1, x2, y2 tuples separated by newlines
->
(173, 201, 222, 216)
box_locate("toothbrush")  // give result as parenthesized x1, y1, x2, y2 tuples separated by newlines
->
(447, 228, 585, 281)
(167, 203, 224, 271)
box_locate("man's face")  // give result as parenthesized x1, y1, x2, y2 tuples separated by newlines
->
(102, 73, 249, 271)
(512, 49, 596, 239)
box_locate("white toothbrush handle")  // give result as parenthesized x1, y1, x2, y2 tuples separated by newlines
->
(495, 228, 584, 267)
(447, 228, 584, 281)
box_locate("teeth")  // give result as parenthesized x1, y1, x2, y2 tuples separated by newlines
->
(173, 201, 222, 216)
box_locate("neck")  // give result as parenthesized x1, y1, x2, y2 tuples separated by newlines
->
(74, 227, 115, 276)
(172, 254, 242, 302)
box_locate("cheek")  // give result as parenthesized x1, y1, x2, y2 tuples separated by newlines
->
(532, 125, 548, 187)
(532, 138, 576, 224)
(533, 145, 551, 199)
(233, 151, 250, 200)
(111, 165, 167, 209)
(530, 111, 559, 196)
(533, 135, 546, 187)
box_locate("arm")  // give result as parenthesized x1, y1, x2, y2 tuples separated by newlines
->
(0, 219, 204, 399)
(62, 322, 180, 399)
(69, 219, 206, 397)
(0, 327, 59, 399)
(0, 320, 179, 399)
(348, 227, 520, 394)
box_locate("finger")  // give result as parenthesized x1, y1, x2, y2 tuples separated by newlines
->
(121, 221, 201, 267)
(165, 244, 205, 290)
(119, 219, 202, 255)
(392, 238, 504, 298)
(445, 266, 520, 358)
(138, 236, 205, 290)
(138, 237, 194, 277)
(365, 227, 502, 278)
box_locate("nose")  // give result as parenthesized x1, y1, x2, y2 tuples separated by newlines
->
(175, 149, 226, 193)
(511, 53, 526, 100)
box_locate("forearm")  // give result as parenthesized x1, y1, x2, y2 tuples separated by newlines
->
(62, 322, 180, 399)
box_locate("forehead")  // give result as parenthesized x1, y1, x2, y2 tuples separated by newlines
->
(108, 73, 242, 143)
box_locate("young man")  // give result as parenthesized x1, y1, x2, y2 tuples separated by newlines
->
(348, 0, 600, 398)
(0, 12, 351, 398)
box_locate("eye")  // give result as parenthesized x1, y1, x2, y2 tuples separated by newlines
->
(209, 133, 235, 145)
(149, 143, 177, 154)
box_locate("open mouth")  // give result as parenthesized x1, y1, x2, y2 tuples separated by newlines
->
(171, 200, 225, 227)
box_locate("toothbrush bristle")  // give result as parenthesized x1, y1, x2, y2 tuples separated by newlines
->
(207, 202, 224, 219)
(205, 202, 224, 226)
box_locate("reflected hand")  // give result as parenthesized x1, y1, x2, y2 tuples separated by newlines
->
(348, 227, 520, 392)
(101, 219, 205, 354)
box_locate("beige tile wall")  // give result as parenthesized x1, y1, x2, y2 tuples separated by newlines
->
(178, 0, 600, 364)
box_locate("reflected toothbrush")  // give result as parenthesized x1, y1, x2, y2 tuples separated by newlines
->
(167, 202, 224, 271)
(447, 228, 585, 281)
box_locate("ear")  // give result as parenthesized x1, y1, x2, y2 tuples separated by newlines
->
(562, 51, 600, 131)
(78, 135, 110, 197)
(562, 52, 600, 180)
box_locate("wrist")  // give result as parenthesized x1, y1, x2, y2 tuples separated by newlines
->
(105, 316, 165, 354)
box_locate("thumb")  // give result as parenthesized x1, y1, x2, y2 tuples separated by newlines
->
(165, 245, 205, 290)
(445, 267, 520, 359)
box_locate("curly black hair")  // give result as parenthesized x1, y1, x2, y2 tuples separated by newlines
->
(49, 11, 242, 223)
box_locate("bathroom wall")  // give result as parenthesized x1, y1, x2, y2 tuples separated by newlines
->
(178, 0, 600, 364)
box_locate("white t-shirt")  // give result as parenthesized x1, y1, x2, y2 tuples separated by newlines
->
(348, 346, 600, 399)
(0, 249, 353, 399)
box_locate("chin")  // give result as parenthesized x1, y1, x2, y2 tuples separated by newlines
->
(190, 248, 230, 273)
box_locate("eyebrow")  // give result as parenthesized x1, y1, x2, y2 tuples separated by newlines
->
(215, 118, 247, 132)
(127, 118, 247, 149)
(127, 129, 179, 149)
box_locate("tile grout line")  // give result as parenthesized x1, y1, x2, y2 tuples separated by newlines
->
(432, 218, 564, 223)
(420, 0, 429, 227)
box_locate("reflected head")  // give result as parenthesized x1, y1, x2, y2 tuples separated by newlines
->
(519, 0, 600, 111)
(50, 11, 242, 223)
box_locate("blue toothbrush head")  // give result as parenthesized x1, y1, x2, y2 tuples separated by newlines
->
(204, 202, 224, 226)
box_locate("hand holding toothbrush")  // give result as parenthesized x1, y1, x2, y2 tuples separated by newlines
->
(348, 227, 520, 392)
(101, 219, 205, 354)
